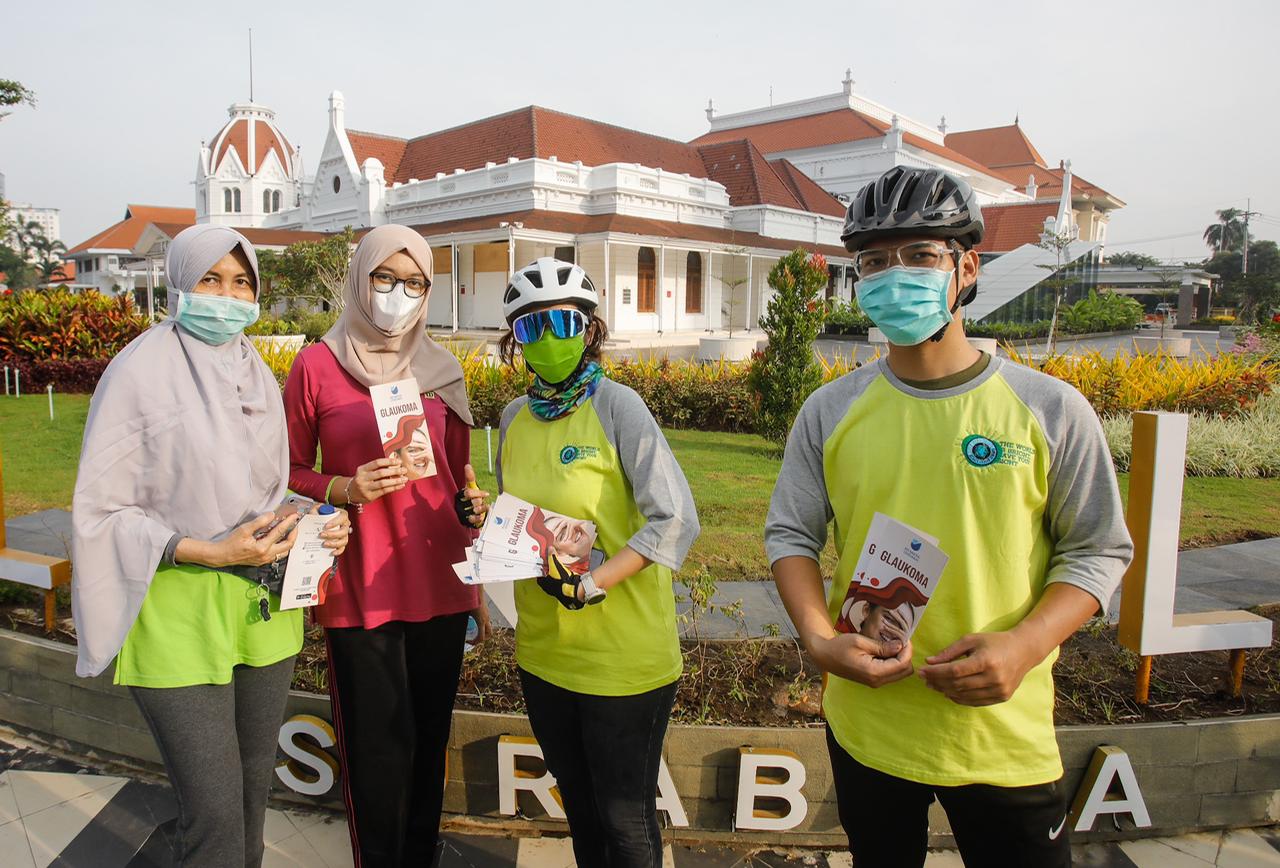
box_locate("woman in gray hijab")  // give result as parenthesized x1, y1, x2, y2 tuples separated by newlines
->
(71, 223, 351, 868)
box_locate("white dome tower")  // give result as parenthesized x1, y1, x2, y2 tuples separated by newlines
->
(196, 102, 304, 226)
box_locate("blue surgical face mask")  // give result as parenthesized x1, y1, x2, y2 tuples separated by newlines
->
(173, 291, 260, 345)
(854, 266, 955, 346)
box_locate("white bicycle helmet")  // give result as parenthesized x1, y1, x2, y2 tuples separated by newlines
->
(502, 257, 599, 323)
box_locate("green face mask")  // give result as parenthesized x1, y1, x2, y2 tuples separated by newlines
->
(521, 332, 586, 384)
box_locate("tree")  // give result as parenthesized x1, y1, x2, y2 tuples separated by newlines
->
(1203, 208, 1245, 255)
(715, 244, 750, 337)
(1037, 228, 1077, 355)
(0, 80, 36, 122)
(748, 248, 828, 445)
(1105, 250, 1162, 268)
(257, 227, 355, 311)
(1205, 240, 1280, 322)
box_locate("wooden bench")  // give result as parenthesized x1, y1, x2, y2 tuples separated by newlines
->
(0, 450, 71, 632)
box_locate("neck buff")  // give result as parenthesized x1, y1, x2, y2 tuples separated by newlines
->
(528, 360, 605, 421)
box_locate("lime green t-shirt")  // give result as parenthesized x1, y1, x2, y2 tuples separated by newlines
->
(766, 357, 1131, 788)
(114, 563, 303, 688)
(497, 379, 700, 696)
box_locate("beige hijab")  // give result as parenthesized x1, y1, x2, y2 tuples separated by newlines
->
(71, 225, 288, 677)
(322, 225, 472, 425)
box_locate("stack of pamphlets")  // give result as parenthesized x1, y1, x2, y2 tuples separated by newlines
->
(833, 512, 949, 644)
(370, 376, 437, 480)
(452, 493, 598, 585)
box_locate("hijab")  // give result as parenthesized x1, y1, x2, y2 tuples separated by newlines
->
(70, 224, 289, 677)
(321, 225, 473, 425)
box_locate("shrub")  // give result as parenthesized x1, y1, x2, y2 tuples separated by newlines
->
(1103, 393, 1280, 477)
(823, 299, 873, 336)
(0, 357, 111, 393)
(749, 249, 829, 444)
(0, 289, 149, 362)
(964, 320, 1052, 341)
(1058, 290, 1144, 334)
(1012, 349, 1274, 417)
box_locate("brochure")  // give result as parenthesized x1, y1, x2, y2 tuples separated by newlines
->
(834, 512, 948, 644)
(453, 493, 599, 585)
(369, 376, 437, 480)
(278, 512, 339, 611)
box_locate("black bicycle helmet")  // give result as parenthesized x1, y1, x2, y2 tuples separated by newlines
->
(841, 167, 984, 253)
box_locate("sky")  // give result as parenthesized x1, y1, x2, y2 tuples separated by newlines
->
(3, 0, 1278, 260)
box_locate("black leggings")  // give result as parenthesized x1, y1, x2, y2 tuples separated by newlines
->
(826, 727, 1071, 868)
(325, 613, 469, 868)
(519, 668, 678, 868)
(131, 656, 296, 868)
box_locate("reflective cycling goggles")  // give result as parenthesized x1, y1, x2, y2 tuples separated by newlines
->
(511, 309, 588, 344)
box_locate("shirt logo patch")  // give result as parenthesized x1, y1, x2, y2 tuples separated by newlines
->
(960, 434, 1033, 468)
(559, 445, 600, 465)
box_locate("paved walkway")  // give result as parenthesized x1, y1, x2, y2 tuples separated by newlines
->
(2, 732, 1277, 867)
(5, 511, 1278, 639)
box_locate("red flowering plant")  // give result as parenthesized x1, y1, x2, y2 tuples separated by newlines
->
(749, 248, 832, 444)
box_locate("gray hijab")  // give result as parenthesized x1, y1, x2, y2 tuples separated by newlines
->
(71, 224, 288, 677)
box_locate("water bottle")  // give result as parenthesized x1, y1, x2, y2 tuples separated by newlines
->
(464, 615, 479, 652)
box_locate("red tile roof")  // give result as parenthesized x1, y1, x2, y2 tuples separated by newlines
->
(974, 202, 1058, 254)
(68, 205, 196, 254)
(211, 118, 292, 176)
(987, 163, 1119, 205)
(697, 139, 805, 212)
(345, 130, 408, 180)
(350, 107, 708, 186)
(404, 209, 850, 259)
(690, 109, 994, 176)
(944, 124, 1046, 169)
(770, 158, 847, 218)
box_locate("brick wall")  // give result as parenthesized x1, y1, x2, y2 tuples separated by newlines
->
(1, 629, 1276, 846)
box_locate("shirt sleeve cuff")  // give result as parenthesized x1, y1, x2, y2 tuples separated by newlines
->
(161, 533, 183, 566)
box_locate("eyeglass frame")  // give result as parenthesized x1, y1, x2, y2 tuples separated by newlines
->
(852, 239, 965, 278)
(370, 270, 431, 299)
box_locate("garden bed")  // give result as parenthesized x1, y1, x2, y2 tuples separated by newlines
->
(6, 602, 1277, 728)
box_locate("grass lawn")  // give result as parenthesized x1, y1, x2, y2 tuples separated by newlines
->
(3, 394, 1278, 581)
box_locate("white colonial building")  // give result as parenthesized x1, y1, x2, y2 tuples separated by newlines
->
(69, 73, 1126, 330)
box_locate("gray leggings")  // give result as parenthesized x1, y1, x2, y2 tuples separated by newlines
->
(131, 657, 296, 868)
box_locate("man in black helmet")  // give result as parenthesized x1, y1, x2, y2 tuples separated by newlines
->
(765, 166, 1134, 866)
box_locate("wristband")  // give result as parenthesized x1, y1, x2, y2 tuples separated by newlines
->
(324, 476, 338, 505)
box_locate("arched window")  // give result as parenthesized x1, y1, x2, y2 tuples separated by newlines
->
(223, 189, 233, 212)
(263, 190, 272, 213)
(233, 188, 242, 213)
(685, 252, 703, 314)
(637, 247, 656, 313)
(272, 190, 282, 212)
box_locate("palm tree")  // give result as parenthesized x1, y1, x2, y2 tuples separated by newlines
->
(32, 236, 68, 284)
(1203, 208, 1245, 254)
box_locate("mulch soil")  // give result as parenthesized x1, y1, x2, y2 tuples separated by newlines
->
(6, 594, 1277, 728)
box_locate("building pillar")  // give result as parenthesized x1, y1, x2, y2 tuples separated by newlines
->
(658, 244, 667, 333)
(450, 242, 459, 333)
(603, 241, 612, 329)
(1178, 278, 1195, 328)
(745, 255, 754, 332)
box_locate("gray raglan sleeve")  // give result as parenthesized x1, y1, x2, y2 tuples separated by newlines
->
(594, 382, 700, 571)
(494, 397, 529, 494)
(764, 388, 836, 567)
(1004, 365, 1135, 612)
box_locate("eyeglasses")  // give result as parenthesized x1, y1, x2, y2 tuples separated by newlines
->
(511, 309, 587, 344)
(371, 271, 430, 299)
(853, 241, 957, 277)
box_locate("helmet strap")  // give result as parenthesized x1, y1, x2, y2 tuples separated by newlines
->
(928, 247, 974, 343)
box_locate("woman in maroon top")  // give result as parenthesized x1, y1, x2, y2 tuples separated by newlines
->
(283, 224, 486, 867)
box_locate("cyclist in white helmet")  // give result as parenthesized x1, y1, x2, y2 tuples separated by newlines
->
(458, 257, 700, 868)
